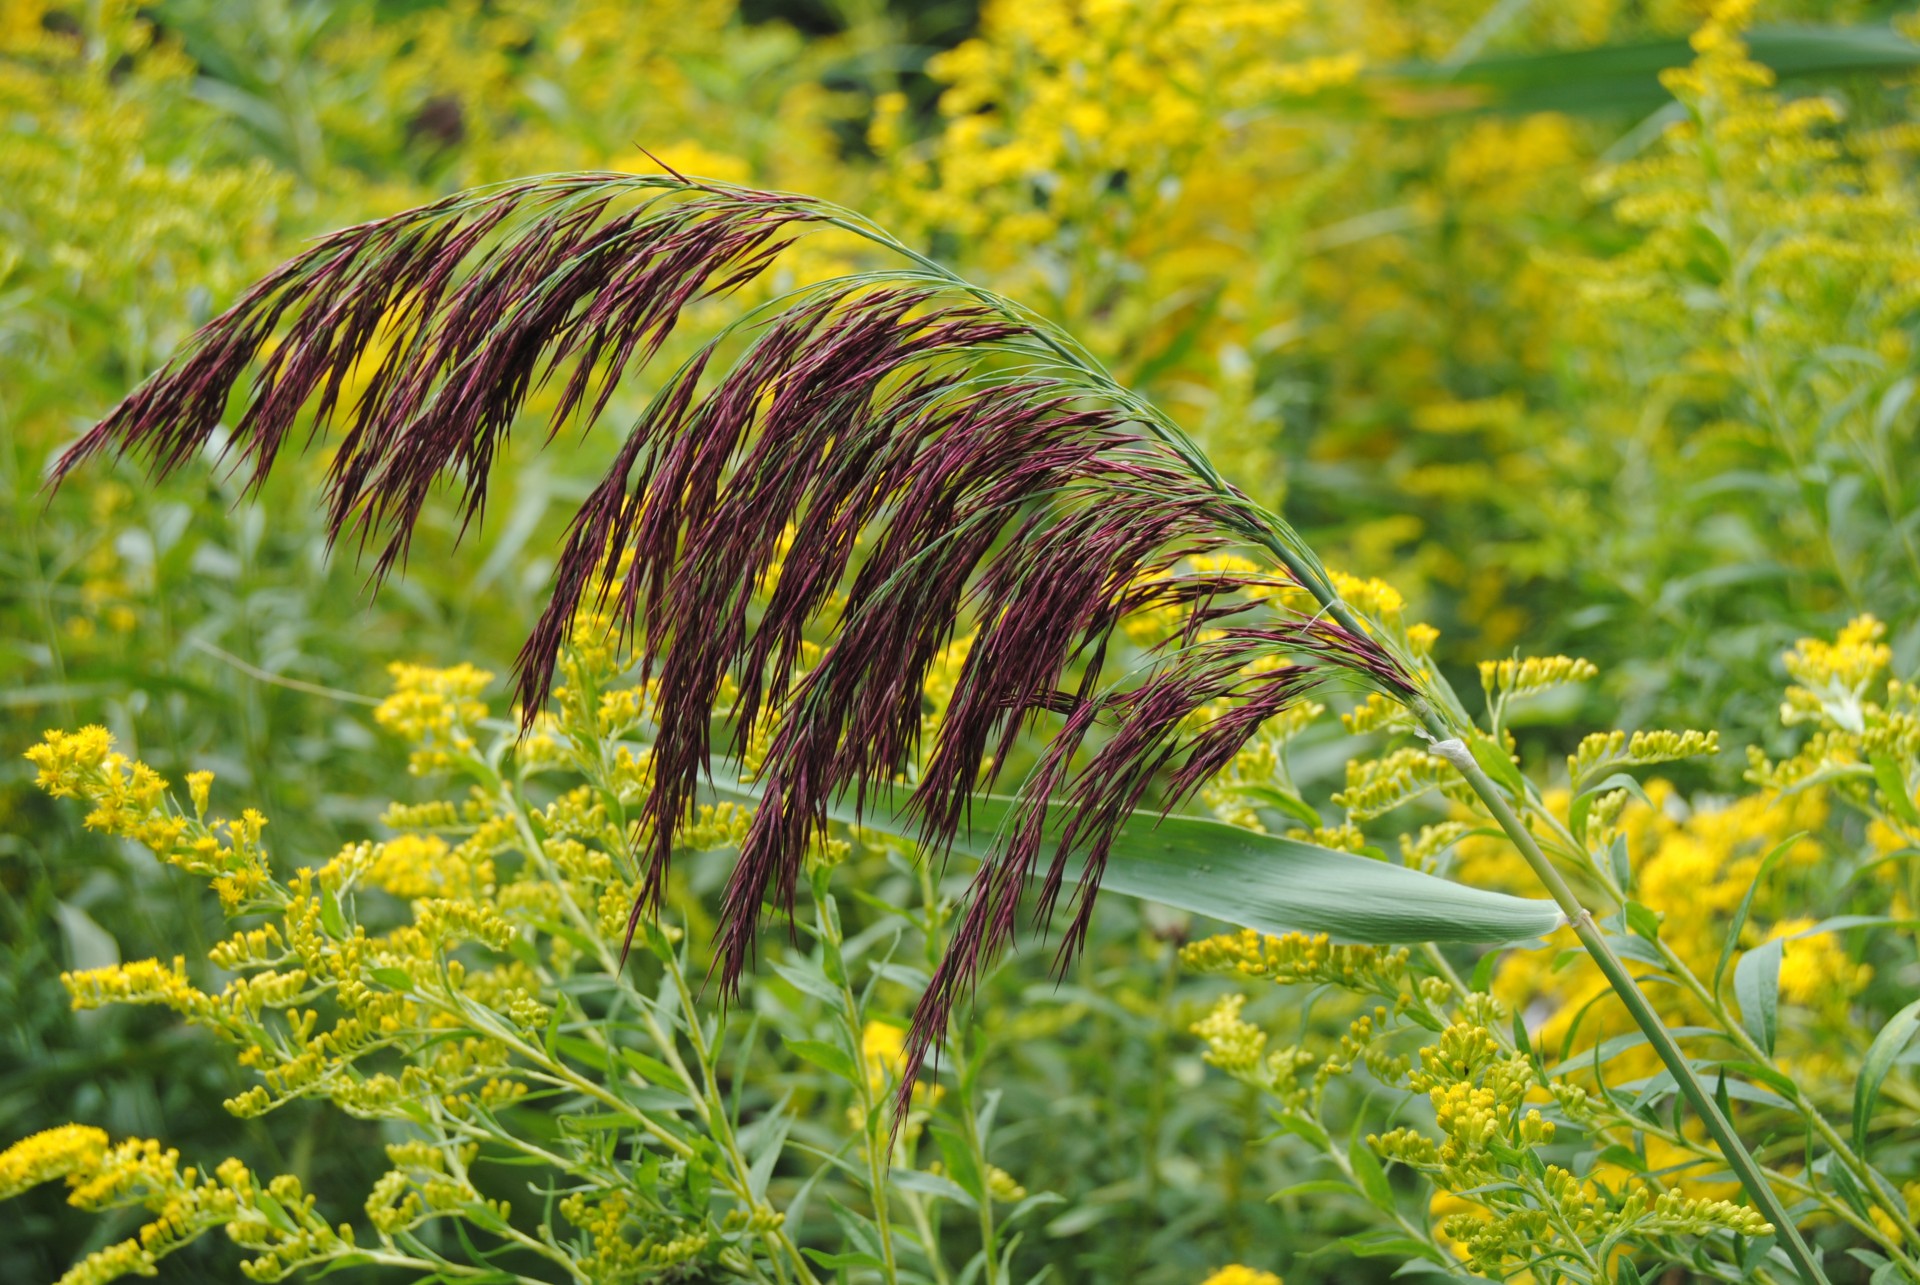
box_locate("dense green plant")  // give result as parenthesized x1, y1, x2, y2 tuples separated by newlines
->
(1177, 613, 1920, 1282)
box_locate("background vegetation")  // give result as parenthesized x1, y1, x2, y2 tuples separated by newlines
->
(4, 0, 1920, 1280)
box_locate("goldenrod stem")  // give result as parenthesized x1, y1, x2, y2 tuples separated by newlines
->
(1428, 736, 1828, 1285)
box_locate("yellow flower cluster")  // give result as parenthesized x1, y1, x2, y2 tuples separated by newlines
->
(1332, 747, 1454, 821)
(1182, 930, 1414, 1001)
(0, 1126, 352, 1282)
(1566, 727, 1720, 788)
(0, 1123, 109, 1200)
(1783, 614, 1893, 698)
(1199, 1266, 1282, 1285)
(1478, 655, 1598, 699)
(559, 1188, 713, 1276)
(1749, 616, 1919, 904)
(26, 728, 276, 910)
(374, 661, 494, 774)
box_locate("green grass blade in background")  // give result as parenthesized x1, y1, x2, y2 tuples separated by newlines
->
(1382, 24, 1920, 116)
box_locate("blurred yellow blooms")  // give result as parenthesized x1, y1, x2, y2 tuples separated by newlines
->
(1199, 1266, 1282, 1285)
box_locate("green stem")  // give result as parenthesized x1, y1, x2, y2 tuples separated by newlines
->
(1427, 736, 1827, 1285)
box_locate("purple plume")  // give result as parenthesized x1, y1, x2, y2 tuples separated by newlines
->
(54, 173, 1417, 1112)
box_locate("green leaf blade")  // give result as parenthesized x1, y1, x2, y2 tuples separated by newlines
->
(1855, 998, 1920, 1155)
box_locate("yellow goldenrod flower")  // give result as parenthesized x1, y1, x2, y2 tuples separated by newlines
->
(0, 1124, 109, 1200)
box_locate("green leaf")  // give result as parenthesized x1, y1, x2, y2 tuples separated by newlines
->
(1384, 24, 1920, 117)
(560, 1111, 645, 1131)
(318, 885, 347, 939)
(1332, 1231, 1444, 1263)
(1467, 732, 1527, 800)
(1719, 1060, 1800, 1099)
(802, 1248, 886, 1271)
(931, 1124, 987, 1205)
(784, 1037, 860, 1085)
(827, 1194, 889, 1262)
(1870, 754, 1920, 827)
(1570, 772, 1654, 841)
(770, 956, 843, 1006)
(370, 966, 413, 991)
(1714, 833, 1804, 1001)
(1624, 901, 1662, 943)
(1270, 1179, 1364, 1201)
(784, 784, 1566, 947)
(1276, 1114, 1331, 1151)
(1348, 1139, 1397, 1212)
(1594, 1144, 1647, 1175)
(1827, 1157, 1872, 1218)
(1734, 939, 1782, 1057)
(253, 1190, 298, 1234)
(1855, 998, 1920, 1155)
(892, 1168, 978, 1208)
(620, 1049, 681, 1086)
(1607, 835, 1633, 894)
(1513, 1009, 1545, 1082)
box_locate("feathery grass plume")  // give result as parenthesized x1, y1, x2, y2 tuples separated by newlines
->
(54, 170, 1419, 1106)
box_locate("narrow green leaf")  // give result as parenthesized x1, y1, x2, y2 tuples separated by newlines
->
(551, 1035, 612, 1073)
(801, 786, 1565, 946)
(560, 1111, 645, 1131)
(1270, 1179, 1363, 1201)
(1469, 948, 1502, 994)
(1333, 1231, 1444, 1262)
(253, 1190, 297, 1234)
(1512, 1009, 1547, 1084)
(1594, 1144, 1647, 1175)
(1714, 833, 1804, 1001)
(1570, 772, 1654, 840)
(1721, 1060, 1801, 1099)
(1467, 732, 1527, 800)
(1869, 755, 1920, 826)
(769, 956, 843, 1006)
(1827, 1158, 1872, 1218)
(931, 1123, 987, 1204)
(784, 1037, 860, 1085)
(1854, 998, 1920, 1155)
(370, 967, 413, 991)
(620, 1049, 681, 1086)
(1607, 835, 1633, 894)
(1276, 1114, 1331, 1150)
(318, 885, 347, 939)
(1734, 940, 1782, 1057)
(1348, 1140, 1397, 1213)
(1385, 24, 1920, 117)
(892, 1168, 978, 1208)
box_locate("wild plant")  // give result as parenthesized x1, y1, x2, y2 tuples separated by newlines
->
(1181, 614, 1920, 1282)
(20, 156, 1905, 1284)
(7, 639, 1056, 1282)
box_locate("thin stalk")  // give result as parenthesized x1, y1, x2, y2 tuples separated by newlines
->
(1427, 737, 1828, 1285)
